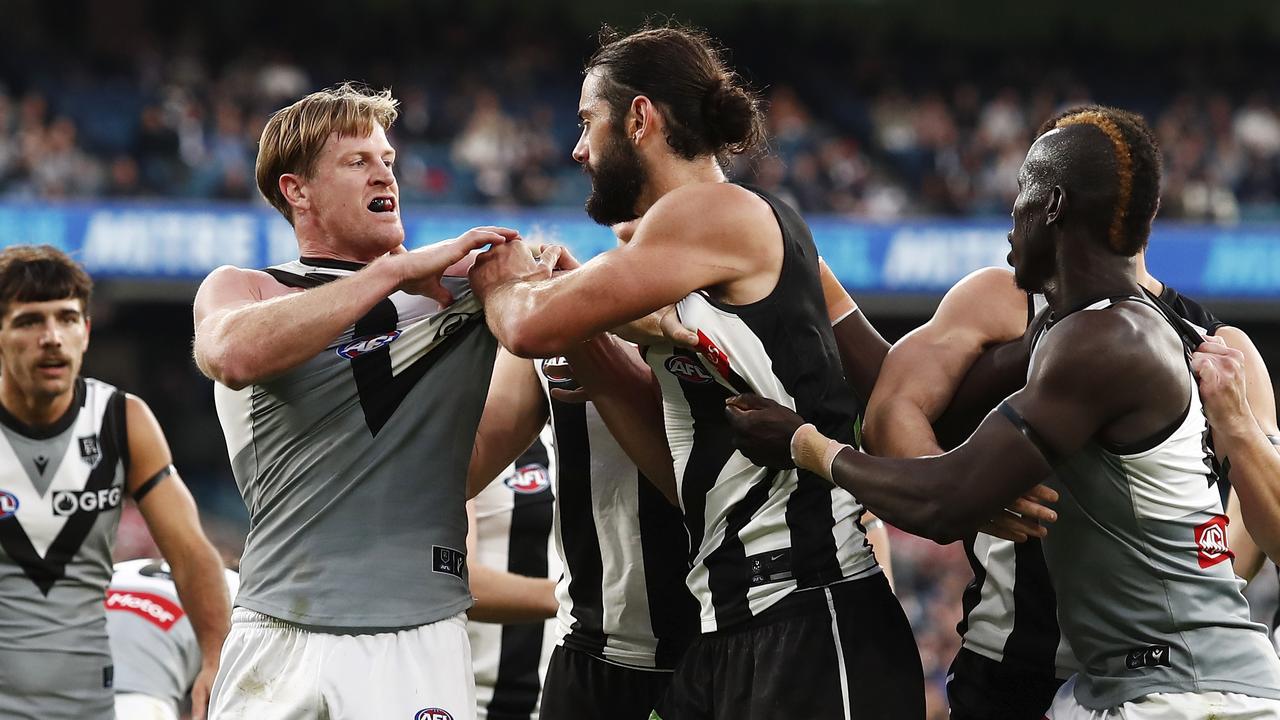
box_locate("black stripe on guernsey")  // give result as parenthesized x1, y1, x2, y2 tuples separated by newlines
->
(704, 470, 777, 627)
(671, 347, 738, 570)
(955, 538, 986, 640)
(1002, 538, 1059, 674)
(489, 466, 555, 720)
(348, 298, 483, 435)
(636, 467, 699, 668)
(0, 389, 126, 595)
(262, 267, 340, 289)
(550, 398, 607, 656)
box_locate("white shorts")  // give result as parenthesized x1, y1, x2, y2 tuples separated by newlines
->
(1046, 675, 1280, 719)
(114, 692, 179, 720)
(209, 608, 476, 720)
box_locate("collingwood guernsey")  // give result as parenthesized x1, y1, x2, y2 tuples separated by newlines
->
(645, 187, 878, 633)
(214, 257, 498, 630)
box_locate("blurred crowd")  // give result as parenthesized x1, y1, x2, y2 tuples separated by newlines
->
(2, 41, 1280, 223)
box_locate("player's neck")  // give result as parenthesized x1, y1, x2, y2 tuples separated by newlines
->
(1133, 254, 1163, 297)
(294, 221, 393, 265)
(635, 155, 726, 215)
(1047, 244, 1141, 314)
(0, 379, 75, 431)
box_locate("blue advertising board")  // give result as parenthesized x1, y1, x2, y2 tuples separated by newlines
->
(0, 201, 1276, 299)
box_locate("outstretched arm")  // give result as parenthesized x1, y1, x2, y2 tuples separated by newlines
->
(467, 350, 548, 500)
(194, 228, 516, 389)
(819, 259, 890, 407)
(126, 396, 229, 720)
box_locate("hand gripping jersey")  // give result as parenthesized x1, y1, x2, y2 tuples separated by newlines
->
(214, 257, 498, 630)
(0, 377, 129, 718)
(537, 356, 699, 669)
(1029, 295, 1280, 709)
(644, 187, 878, 633)
(106, 559, 241, 712)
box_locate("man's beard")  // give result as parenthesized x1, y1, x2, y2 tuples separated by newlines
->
(584, 130, 646, 226)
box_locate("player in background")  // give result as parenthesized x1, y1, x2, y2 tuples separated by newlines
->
(107, 559, 241, 720)
(194, 83, 518, 719)
(467, 433, 561, 720)
(0, 245, 229, 720)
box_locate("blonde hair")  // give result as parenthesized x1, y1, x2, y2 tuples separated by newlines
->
(255, 82, 400, 224)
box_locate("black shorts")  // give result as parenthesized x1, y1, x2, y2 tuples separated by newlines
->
(539, 645, 675, 720)
(662, 572, 924, 720)
(946, 648, 1066, 720)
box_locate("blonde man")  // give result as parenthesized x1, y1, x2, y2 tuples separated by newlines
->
(195, 83, 518, 720)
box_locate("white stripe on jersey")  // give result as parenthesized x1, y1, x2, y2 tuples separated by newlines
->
(652, 293, 875, 633)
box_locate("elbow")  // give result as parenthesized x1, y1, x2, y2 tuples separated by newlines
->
(502, 324, 569, 359)
(196, 341, 254, 390)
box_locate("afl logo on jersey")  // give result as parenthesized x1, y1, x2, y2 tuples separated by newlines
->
(0, 490, 18, 520)
(665, 355, 713, 384)
(337, 330, 402, 359)
(504, 464, 550, 494)
(414, 709, 454, 720)
(541, 356, 573, 383)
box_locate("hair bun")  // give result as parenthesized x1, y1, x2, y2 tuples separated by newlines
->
(702, 77, 756, 149)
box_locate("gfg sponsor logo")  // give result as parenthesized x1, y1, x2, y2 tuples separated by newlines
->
(1195, 514, 1233, 569)
(414, 709, 453, 720)
(52, 487, 122, 516)
(0, 490, 18, 520)
(665, 355, 712, 384)
(336, 330, 402, 359)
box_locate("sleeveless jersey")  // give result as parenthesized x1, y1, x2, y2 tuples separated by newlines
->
(214, 257, 498, 630)
(644, 186, 878, 633)
(956, 285, 1225, 679)
(469, 435, 560, 720)
(1030, 294, 1280, 708)
(537, 356, 699, 669)
(0, 377, 129, 718)
(107, 559, 241, 711)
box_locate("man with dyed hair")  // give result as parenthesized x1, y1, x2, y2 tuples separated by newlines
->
(195, 83, 518, 719)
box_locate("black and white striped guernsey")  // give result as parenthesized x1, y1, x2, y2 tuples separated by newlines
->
(536, 357, 699, 669)
(469, 435, 560, 720)
(645, 185, 879, 633)
(955, 284, 1225, 679)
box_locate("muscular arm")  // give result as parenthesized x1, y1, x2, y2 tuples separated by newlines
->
(126, 396, 229, 719)
(562, 335, 679, 504)
(194, 230, 513, 389)
(467, 350, 548, 500)
(472, 184, 772, 358)
(465, 500, 558, 623)
(1197, 328, 1280, 563)
(863, 267, 1028, 458)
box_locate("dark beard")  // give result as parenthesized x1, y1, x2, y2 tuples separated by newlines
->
(584, 130, 646, 226)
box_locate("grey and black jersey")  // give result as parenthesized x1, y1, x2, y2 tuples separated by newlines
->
(645, 186, 879, 634)
(956, 285, 1227, 680)
(1030, 294, 1280, 708)
(214, 257, 498, 631)
(107, 559, 240, 712)
(538, 356, 699, 669)
(469, 435, 560, 720)
(0, 377, 129, 718)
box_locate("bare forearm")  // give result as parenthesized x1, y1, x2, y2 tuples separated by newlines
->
(197, 260, 399, 388)
(170, 542, 231, 666)
(1216, 423, 1280, 561)
(831, 310, 889, 406)
(796, 418, 1046, 543)
(564, 336, 679, 504)
(468, 565, 558, 623)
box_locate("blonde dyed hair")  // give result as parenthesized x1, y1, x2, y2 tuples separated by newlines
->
(255, 82, 400, 224)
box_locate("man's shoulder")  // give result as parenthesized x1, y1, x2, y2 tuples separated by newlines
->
(1037, 301, 1184, 386)
(643, 183, 773, 238)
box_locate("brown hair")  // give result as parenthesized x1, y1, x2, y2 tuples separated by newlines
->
(586, 23, 766, 161)
(0, 245, 93, 321)
(255, 82, 400, 224)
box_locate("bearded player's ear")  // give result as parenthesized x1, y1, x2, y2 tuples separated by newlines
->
(629, 95, 655, 144)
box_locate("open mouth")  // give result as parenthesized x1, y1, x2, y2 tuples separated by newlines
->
(368, 196, 396, 213)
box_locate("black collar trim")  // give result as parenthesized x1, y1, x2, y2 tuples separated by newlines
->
(299, 256, 367, 272)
